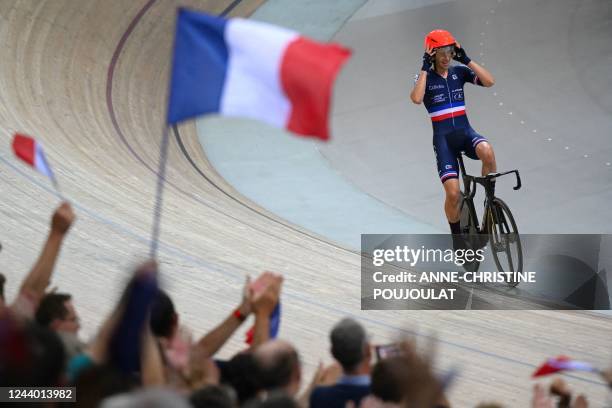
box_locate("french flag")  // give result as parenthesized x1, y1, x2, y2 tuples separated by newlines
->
(532, 356, 598, 377)
(12, 133, 55, 181)
(167, 9, 351, 141)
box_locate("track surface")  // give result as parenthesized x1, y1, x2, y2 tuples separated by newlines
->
(0, 1, 611, 405)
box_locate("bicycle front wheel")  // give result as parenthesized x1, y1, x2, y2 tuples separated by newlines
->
(484, 198, 523, 286)
(459, 195, 481, 272)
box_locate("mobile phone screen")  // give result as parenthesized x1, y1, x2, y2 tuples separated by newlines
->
(375, 344, 401, 360)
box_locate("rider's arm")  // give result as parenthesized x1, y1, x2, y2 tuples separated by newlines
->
(410, 71, 427, 104)
(467, 61, 495, 87)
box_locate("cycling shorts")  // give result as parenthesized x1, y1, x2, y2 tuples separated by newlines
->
(433, 127, 488, 183)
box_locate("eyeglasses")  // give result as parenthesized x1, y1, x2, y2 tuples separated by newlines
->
(435, 45, 456, 57)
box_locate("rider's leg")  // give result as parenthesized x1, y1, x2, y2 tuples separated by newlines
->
(475, 140, 497, 197)
(475, 141, 496, 176)
(475, 141, 497, 236)
(434, 132, 461, 237)
(443, 178, 461, 232)
(443, 179, 468, 250)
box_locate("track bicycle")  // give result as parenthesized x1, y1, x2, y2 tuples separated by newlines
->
(458, 154, 523, 286)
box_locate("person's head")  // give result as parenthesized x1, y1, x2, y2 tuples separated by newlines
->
(100, 388, 192, 408)
(150, 289, 178, 338)
(433, 45, 456, 71)
(73, 364, 136, 407)
(219, 352, 262, 404)
(0, 313, 66, 387)
(330, 318, 371, 374)
(424, 29, 456, 72)
(35, 292, 80, 333)
(371, 355, 442, 406)
(243, 391, 298, 408)
(190, 385, 236, 408)
(253, 340, 301, 396)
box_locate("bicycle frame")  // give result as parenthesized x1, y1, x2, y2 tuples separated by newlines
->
(458, 155, 522, 232)
(457, 154, 523, 280)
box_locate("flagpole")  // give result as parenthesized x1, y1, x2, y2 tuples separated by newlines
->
(149, 125, 170, 259)
(50, 174, 65, 201)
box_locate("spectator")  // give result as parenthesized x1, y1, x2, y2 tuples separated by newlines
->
(368, 352, 447, 408)
(310, 318, 371, 408)
(190, 385, 236, 408)
(219, 352, 262, 405)
(149, 272, 283, 391)
(531, 379, 589, 408)
(0, 272, 5, 308)
(254, 339, 301, 397)
(67, 261, 165, 389)
(35, 292, 85, 361)
(0, 242, 4, 308)
(244, 391, 300, 408)
(0, 312, 66, 387)
(10, 202, 75, 321)
(99, 388, 191, 408)
(72, 364, 135, 408)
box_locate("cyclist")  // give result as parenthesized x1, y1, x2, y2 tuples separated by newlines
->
(410, 29, 496, 247)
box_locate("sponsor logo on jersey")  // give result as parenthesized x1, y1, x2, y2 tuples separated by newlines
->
(428, 84, 445, 90)
(452, 74, 458, 80)
(432, 94, 446, 103)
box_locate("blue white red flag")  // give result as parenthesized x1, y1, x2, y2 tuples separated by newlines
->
(12, 133, 55, 181)
(167, 8, 351, 140)
(245, 303, 281, 345)
(532, 356, 598, 377)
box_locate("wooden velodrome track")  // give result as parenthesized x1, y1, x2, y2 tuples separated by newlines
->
(0, 0, 610, 405)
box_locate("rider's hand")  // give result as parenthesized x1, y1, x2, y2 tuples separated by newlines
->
(421, 46, 435, 72)
(453, 42, 471, 65)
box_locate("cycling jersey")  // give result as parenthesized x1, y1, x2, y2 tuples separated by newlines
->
(418, 65, 487, 183)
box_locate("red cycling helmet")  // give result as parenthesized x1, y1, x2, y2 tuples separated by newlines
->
(424, 29, 456, 49)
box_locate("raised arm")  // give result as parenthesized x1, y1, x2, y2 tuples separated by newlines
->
(454, 42, 495, 87)
(141, 322, 166, 386)
(467, 60, 495, 87)
(410, 47, 434, 104)
(19, 202, 75, 303)
(194, 276, 253, 357)
(249, 273, 283, 349)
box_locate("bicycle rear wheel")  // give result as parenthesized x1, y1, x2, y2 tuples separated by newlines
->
(484, 198, 523, 286)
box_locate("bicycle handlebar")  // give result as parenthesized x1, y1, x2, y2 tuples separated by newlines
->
(486, 169, 522, 190)
(466, 169, 521, 199)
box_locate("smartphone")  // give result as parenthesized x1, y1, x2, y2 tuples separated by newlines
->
(375, 343, 402, 360)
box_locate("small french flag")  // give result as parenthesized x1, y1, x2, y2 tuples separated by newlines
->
(167, 9, 351, 141)
(12, 133, 56, 181)
(532, 356, 598, 377)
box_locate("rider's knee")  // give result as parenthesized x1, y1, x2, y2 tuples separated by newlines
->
(478, 143, 495, 163)
(446, 188, 461, 205)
